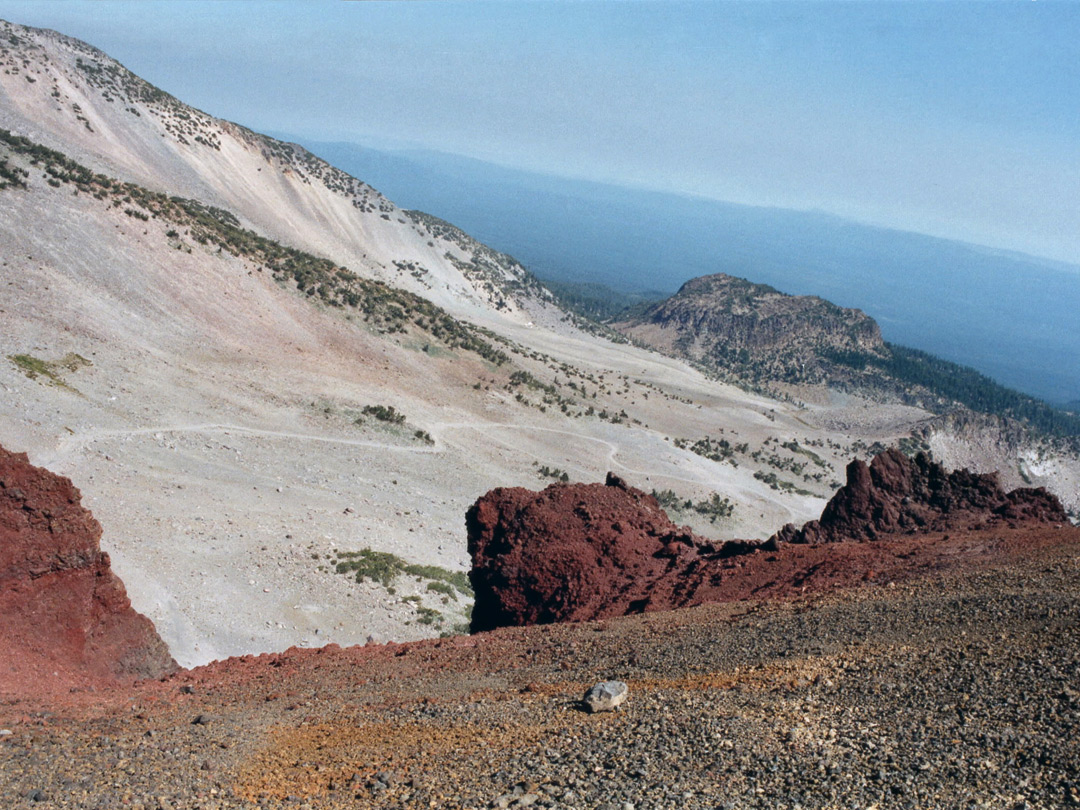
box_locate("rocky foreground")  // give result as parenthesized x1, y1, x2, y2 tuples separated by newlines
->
(1, 446, 1079, 809)
(1, 530, 1078, 810)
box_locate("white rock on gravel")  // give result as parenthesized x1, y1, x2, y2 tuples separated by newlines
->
(583, 680, 628, 713)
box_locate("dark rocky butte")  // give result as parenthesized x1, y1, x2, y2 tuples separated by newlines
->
(770, 447, 1067, 544)
(611, 273, 887, 384)
(467, 451, 1069, 632)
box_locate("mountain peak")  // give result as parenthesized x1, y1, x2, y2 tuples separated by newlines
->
(614, 272, 885, 386)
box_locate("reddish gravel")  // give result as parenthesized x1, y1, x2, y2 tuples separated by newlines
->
(1, 525, 1078, 809)
(2, 449, 1079, 809)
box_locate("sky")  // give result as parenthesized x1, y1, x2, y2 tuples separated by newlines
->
(1, 0, 1078, 266)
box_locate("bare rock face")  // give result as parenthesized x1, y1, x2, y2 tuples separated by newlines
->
(611, 273, 887, 385)
(466, 473, 721, 632)
(467, 454, 1071, 633)
(770, 448, 1068, 545)
(0, 445, 177, 696)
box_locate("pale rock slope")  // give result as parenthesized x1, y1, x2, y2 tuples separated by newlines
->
(0, 19, 546, 324)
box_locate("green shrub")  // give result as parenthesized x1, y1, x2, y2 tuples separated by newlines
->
(692, 493, 735, 522)
(753, 470, 814, 497)
(359, 404, 406, 424)
(8, 352, 91, 392)
(334, 549, 403, 588)
(9, 353, 52, 381)
(0, 158, 28, 189)
(332, 548, 471, 596)
(426, 581, 457, 601)
(535, 463, 570, 482)
(650, 488, 735, 522)
(415, 606, 442, 626)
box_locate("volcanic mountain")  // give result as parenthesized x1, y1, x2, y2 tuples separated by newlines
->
(612, 273, 1080, 453)
(1, 17, 1079, 809)
(0, 19, 547, 322)
(1, 17, 1078, 671)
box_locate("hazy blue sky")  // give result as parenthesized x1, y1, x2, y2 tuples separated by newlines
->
(2, 1, 1078, 265)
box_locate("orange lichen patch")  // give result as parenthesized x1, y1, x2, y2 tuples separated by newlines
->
(463, 680, 581, 704)
(635, 673, 738, 692)
(234, 713, 606, 803)
(635, 652, 850, 695)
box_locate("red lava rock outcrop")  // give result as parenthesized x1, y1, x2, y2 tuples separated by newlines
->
(770, 448, 1068, 544)
(467, 454, 1072, 632)
(467, 473, 720, 632)
(0, 445, 177, 697)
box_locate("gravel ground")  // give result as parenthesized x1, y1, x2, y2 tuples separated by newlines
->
(1, 529, 1078, 810)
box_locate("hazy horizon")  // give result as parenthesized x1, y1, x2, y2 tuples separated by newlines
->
(281, 135, 1080, 405)
(297, 133, 1080, 278)
(0, 1, 1077, 267)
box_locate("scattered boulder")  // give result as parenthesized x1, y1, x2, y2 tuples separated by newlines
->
(0, 444, 177, 697)
(583, 681, 628, 713)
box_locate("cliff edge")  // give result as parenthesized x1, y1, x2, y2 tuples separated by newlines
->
(0, 445, 177, 697)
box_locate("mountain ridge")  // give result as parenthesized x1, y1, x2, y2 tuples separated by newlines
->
(0, 18, 551, 325)
(611, 272, 1080, 443)
(295, 137, 1080, 404)
(613, 273, 887, 387)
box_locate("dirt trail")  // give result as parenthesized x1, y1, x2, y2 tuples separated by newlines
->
(37, 422, 445, 469)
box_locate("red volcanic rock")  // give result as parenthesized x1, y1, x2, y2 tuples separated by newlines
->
(770, 449, 1068, 544)
(467, 473, 725, 632)
(0, 445, 177, 697)
(468, 454, 1072, 633)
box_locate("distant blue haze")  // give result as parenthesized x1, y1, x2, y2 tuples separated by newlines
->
(1, 1, 1077, 264)
(296, 140, 1080, 406)
(0, 1, 1077, 401)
